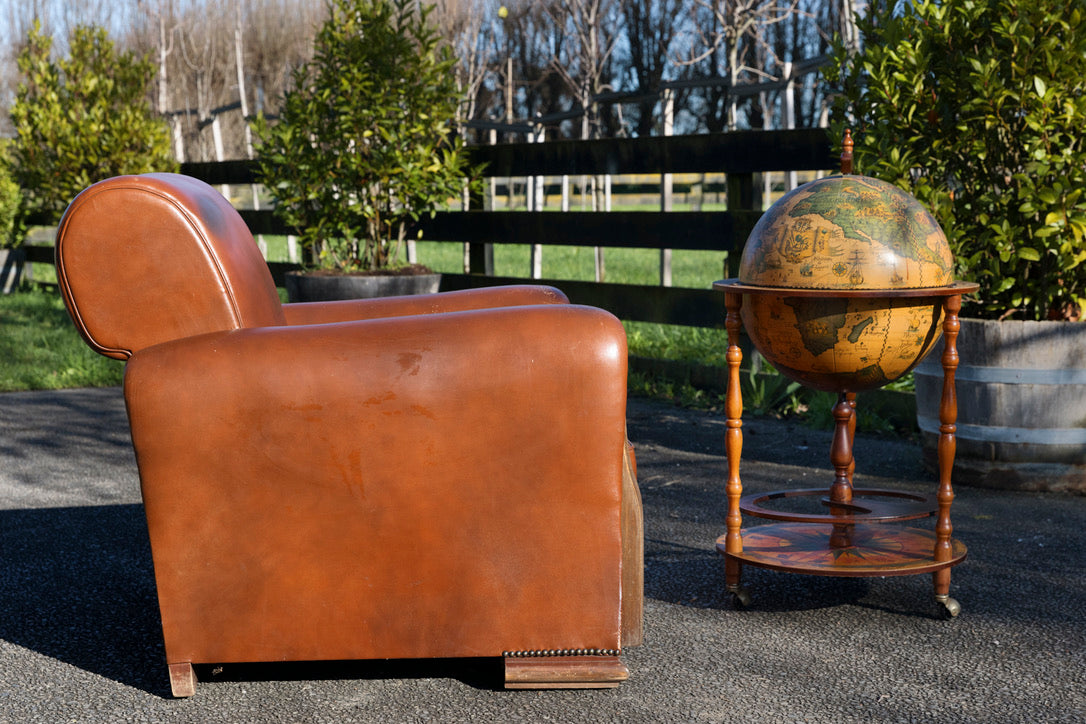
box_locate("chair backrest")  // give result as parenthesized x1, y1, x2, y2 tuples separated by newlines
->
(55, 173, 286, 360)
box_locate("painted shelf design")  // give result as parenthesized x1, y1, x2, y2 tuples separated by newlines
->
(716, 524, 967, 578)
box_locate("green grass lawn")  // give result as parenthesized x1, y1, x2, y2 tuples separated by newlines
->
(0, 280, 724, 395)
(2, 252, 907, 432)
(258, 235, 734, 369)
(414, 240, 732, 368)
(0, 288, 123, 391)
(262, 235, 732, 291)
(414, 240, 729, 287)
(3, 241, 728, 393)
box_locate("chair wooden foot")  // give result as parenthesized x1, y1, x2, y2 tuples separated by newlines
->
(504, 655, 629, 689)
(168, 662, 196, 698)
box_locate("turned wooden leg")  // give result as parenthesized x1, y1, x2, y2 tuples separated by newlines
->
(504, 655, 629, 689)
(168, 662, 196, 698)
(933, 295, 962, 616)
(723, 292, 748, 604)
(828, 393, 856, 549)
(846, 392, 857, 487)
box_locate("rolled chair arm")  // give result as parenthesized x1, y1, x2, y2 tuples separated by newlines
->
(281, 284, 569, 326)
(123, 303, 631, 665)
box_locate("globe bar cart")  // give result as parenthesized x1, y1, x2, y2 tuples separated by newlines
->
(712, 133, 978, 617)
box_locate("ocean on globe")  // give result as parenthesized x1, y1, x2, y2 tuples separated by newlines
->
(737, 175, 955, 392)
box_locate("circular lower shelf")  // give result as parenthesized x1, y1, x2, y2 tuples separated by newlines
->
(740, 487, 936, 524)
(716, 523, 967, 577)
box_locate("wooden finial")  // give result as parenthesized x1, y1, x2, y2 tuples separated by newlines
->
(841, 129, 854, 175)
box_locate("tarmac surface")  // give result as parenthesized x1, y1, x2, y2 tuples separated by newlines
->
(1, 386, 1084, 723)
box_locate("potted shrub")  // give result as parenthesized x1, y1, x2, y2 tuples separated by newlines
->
(253, 0, 478, 301)
(827, 0, 1086, 492)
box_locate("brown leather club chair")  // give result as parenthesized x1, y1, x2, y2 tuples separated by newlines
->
(54, 173, 643, 697)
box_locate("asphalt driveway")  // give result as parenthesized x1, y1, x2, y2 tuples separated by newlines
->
(1, 387, 1083, 723)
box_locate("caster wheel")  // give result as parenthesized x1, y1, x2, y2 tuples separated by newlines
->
(936, 595, 961, 618)
(729, 586, 752, 608)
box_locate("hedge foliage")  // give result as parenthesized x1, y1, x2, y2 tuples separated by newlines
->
(10, 21, 177, 230)
(828, 0, 1086, 320)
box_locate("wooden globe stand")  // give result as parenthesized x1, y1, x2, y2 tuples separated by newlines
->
(712, 280, 978, 617)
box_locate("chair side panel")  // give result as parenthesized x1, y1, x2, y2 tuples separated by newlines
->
(123, 306, 629, 664)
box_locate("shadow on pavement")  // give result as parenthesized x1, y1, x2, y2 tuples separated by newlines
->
(0, 504, 168, 696)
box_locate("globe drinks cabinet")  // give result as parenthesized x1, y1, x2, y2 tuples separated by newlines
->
(712, 133, 978, 616)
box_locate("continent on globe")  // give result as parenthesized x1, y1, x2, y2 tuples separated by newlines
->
(786, 297, 848, 357)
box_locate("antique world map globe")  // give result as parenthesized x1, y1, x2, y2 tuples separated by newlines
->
(736, 174, 955, 392)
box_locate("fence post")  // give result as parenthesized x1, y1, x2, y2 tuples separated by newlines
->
(171, 118, 185, 164)
(210, 116, 230, 201)
(660, 88, 674, 287)
(784, 62, 798, 192)
(464, 128, 495, 276)
(726, 172, 757, 279)
(488, 127, 498, 210)
(760, 89, 773, 209)
(529, 123, 543, 279)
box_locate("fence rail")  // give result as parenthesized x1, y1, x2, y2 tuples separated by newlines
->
(183, 128, 833, 183)
(183, 128, 835, 327)
(27, 129, 835, 328)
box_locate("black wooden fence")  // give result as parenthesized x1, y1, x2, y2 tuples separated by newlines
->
(183, 127, 836, 328)
(27, 128, 836, 329)
(23, 126, 928, 425)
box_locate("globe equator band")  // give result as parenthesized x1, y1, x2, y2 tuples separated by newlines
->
(714, 279, 979, 298)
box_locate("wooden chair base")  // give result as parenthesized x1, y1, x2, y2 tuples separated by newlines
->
(504, 655, 629, 689)
(168, 654, 629, 696)
(168, 662, 196, 698)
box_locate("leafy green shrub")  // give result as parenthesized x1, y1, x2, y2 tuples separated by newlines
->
(0, 141, 21, 249)
(254, 0, 477, 272)
(10, 21, 177, 228)
(827, 1, 1086, 320)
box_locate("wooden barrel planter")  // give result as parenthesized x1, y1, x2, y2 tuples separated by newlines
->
(914, 318, 1086, 493)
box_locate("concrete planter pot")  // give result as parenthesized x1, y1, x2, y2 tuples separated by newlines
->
(914, 317, 1086, 493)
(284, 269, 441, 303)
